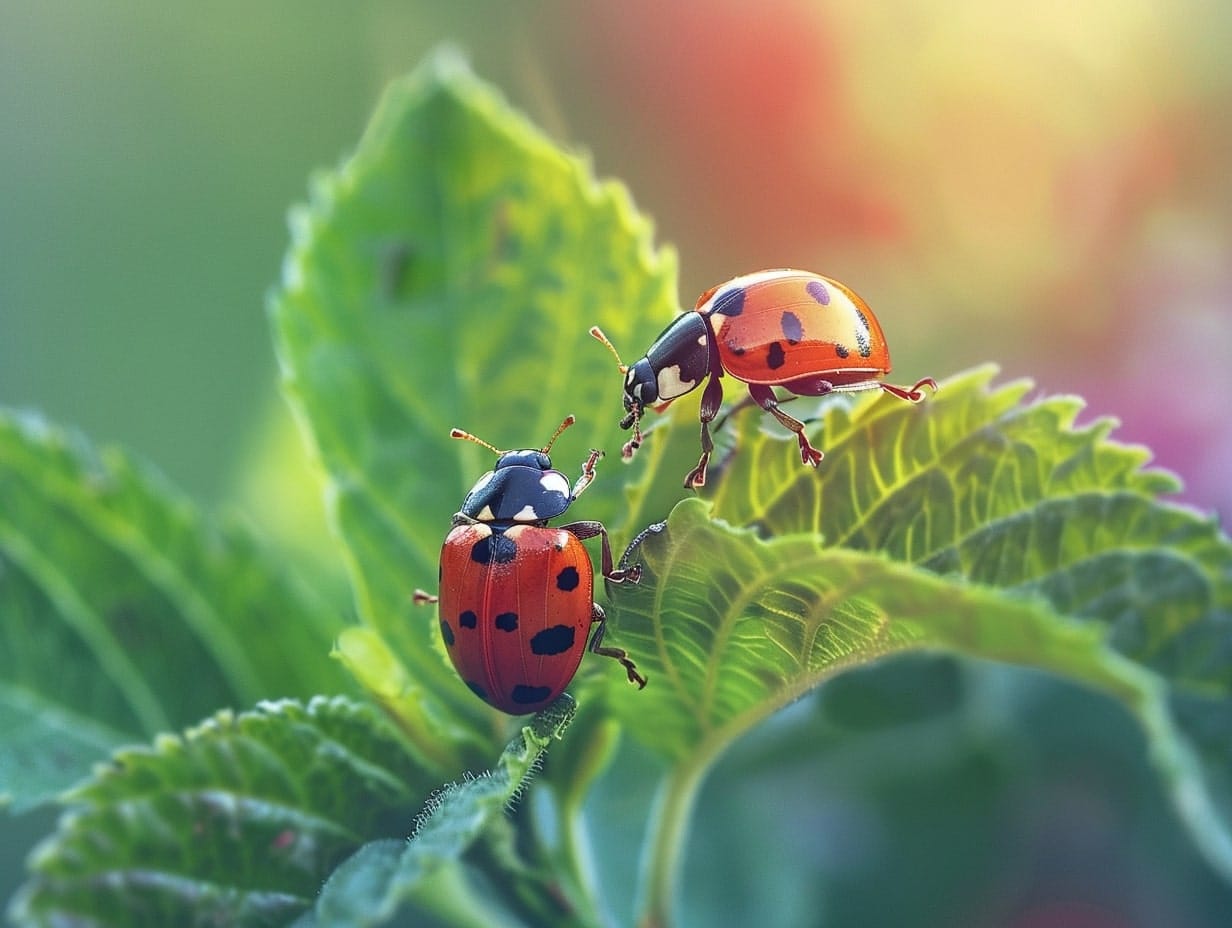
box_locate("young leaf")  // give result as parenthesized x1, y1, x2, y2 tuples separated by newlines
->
(696, 366, 1232, 864)
(610, 497, 1157, 759)
(9, 697, 432, 927)
(705, 365, 1179, 548)
(604, 372, 1232, 916)
(296, 696, 577, 928)
(268, 49, 679, 736)
(0, 411, 342, 810)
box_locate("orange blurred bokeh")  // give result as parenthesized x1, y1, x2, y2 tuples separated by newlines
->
(523, 0, 1232, 518)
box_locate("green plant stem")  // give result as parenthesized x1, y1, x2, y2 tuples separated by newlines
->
(637, 754, 710, 928)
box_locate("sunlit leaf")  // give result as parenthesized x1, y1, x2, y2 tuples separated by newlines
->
(269, 49, 679, 742)
(606, 371, 1232, 882)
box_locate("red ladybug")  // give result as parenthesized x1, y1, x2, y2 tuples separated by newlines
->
(592, 268, 937, 487)
(434, 416, 646, 715)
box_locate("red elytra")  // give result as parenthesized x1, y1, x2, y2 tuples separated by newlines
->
(592, 268, 937, 487)
(439, 522, 595, 713)
(430, 418, 645, 715)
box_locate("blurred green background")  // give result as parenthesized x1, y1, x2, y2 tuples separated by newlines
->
(3, 1, 1231, 923)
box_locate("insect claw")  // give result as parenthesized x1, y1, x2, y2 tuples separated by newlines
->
(907, 377, 939, 402)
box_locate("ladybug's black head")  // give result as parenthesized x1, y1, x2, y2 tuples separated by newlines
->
(493, 449, 552, 471)
(622, 359, 658, 419)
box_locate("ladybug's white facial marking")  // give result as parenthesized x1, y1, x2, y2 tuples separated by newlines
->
(656, 364, 696, 401)
(512, 504, 541, 521)
(476, 505, 496, 521)
(539, 471, 570, 498)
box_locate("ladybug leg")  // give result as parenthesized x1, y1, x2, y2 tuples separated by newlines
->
(412, 589, 438, 604)
(618, 520, 666, 573)
(558, 520, 641, 584)
(570, 449, 604, 500)
(878, 377, 938, 403)
(684, 372, 725, 489)
(747, 383, 824, 468)
(589, 604, 647, 689)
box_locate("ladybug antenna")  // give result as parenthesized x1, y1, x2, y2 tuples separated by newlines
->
(449, 427, 502, 456)
(589, 326, 628, 374)
(541, 415, 576, 454)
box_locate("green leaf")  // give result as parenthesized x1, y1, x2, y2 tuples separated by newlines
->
(9, 697, 433, 927)
(0, 411, 343, 810)
(702, 368, 1232, 850)
(268, 50, 679, 744)
(610, 497, 1156, 759)
(604, 371, 1232, 921)
(296, 696, 577, 928)
(706, 365, 1179, 547)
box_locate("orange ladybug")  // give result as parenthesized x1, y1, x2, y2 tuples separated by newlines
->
(593, 268, 936, 487)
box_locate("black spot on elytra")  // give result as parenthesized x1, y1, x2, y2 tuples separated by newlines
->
(495, 612, 518, 632)
(471, 532, 517, 565)
(556, 566, 580, 591)
(511, 684, 553, 705)
(438, 562, 443, 583)
(440, 620, 455, 647)
(712, 287, 745, 316)
(781, 311, 803, 345)
(459, 610, 478, 629)
(467, 681, 489, 701)
(531, 625, 576, 656)
(853, 310, 872, 358)
(766, 342, 786, 370)
(806, 279, 830, 305)
(835, 344, 850, 359)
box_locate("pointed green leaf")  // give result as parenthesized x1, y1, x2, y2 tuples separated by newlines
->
(610, 497, 1150, 757)
(606, 371, 1232, 888)
(10, 697, 432, 927)
(699, 368, 1232, 861)
(297, 696, 576, 928)
(268, 50, 678, 737)
(706, 365, 1178, 550)
(0, 411, 343, 810)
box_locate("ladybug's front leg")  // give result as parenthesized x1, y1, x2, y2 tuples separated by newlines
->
(683, 371, 725, 489)
(569, 449, 603, 500)
(589, 603, 647, 689)
(747, 383, 824, 468)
